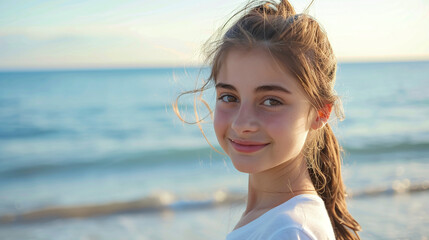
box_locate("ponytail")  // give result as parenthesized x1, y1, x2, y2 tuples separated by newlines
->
(307, 123, 361, 240)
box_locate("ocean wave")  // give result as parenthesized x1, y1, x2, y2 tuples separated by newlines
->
(0, 190, 244, 224)
(348, 180, 429, 198)
(1, 140, 429, 179)
(0, 147, 218, 179)
(343, 141, 429, 154)
(0, 127, 62, 139)
(1, 181, 428, 224)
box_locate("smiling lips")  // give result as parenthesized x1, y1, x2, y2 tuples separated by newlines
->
(229, 139, 270, 153)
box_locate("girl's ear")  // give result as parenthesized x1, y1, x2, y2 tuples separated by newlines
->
(311, 103, 332, 130)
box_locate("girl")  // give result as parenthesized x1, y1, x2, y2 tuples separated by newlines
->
(176, 0, 361, 239)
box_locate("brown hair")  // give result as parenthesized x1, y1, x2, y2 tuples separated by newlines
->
(174, 0, 361, 239)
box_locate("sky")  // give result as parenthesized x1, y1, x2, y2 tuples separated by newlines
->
(0, 0, 428, 70)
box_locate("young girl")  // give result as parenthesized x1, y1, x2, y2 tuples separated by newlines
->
(176, 0, 361, 239)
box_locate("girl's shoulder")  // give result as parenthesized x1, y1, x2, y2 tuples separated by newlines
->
(226, 194, 335, 240)
(269, 194, 335, 239)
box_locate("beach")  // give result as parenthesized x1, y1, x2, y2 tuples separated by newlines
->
(0, 61, 429, 239)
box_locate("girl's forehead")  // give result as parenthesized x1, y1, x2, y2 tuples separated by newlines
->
(217, 48, 301, 92)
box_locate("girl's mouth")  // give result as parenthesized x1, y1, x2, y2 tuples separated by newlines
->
(229, 139, 269, 154)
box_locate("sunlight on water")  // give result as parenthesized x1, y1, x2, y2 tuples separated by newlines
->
(0, 62, 429, 239)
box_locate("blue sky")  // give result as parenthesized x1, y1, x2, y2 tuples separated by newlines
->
(1, 0, 428, 70)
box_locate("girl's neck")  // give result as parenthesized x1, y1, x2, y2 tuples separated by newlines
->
(245, 155, 317, 213)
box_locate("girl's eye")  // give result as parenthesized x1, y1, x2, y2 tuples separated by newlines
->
(219, 95, 238, 103)
(262, 98, 282, 106)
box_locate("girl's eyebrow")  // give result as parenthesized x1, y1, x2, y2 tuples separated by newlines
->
(215, 83, 236, 91)
(216, 83, 291, 94)
(255, 85, 291, 94)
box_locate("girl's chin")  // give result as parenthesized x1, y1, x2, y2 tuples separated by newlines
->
(230, 158, 267, 174)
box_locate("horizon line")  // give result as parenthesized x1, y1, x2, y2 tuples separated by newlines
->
(1, 58, 428, 73)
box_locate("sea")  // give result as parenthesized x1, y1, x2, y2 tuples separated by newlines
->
(0, 61, 428, 240)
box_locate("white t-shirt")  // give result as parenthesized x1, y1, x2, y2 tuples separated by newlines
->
(225, 194, 335, 240)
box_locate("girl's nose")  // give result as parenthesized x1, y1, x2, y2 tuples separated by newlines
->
(231, 102, 259, 134)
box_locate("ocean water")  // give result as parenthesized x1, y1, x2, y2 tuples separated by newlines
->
(0, 61, 428, 239)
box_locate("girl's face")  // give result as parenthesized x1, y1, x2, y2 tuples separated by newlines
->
(214, 48, 316, 173)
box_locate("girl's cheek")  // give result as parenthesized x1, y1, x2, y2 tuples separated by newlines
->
(258, 110, 289, 127)
(213, 107, 231, 152)
(214, 107, 229, 134)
